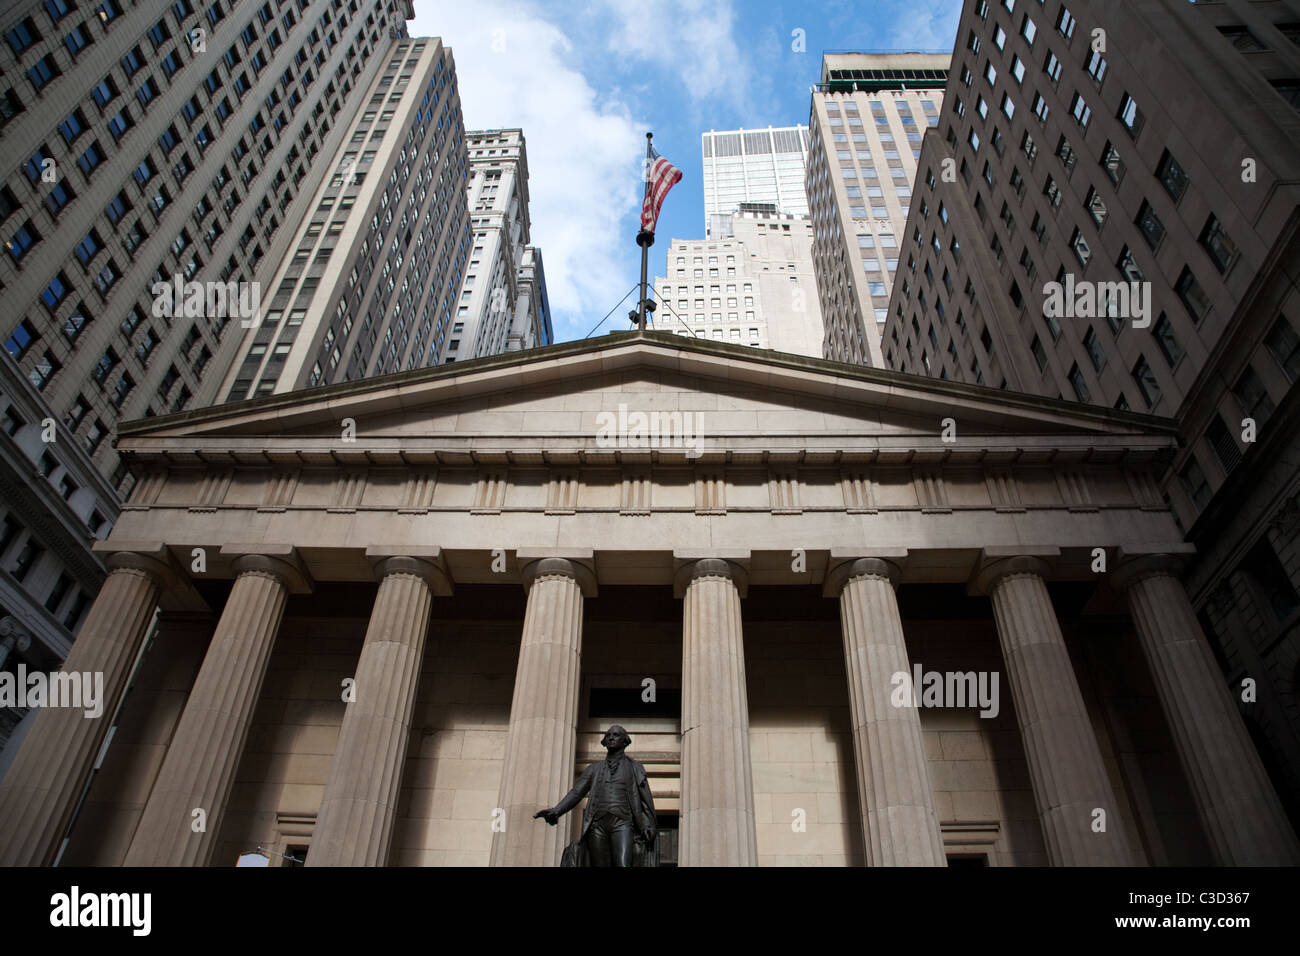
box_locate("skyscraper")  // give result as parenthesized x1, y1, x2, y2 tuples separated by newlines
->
(652, 204, 824, 356)
(1, 0, 418, 494)
(884, 0, 1300, 823)
(805, 52, 949, 367)
(509, 244, 552, 352)
(0, 0, 417, 758)
(701, 125, 810, 236)
(448, 128, 544, 363)
(211, 34, 471, 397)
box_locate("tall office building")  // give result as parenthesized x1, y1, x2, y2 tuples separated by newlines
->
(884, 0, 1300, 823)
(701, 125, 810, 237)
(447, 128, 546, 363)
(806, 52, 949, 367)
(1, 0, 416, 491)
(509, 244, 553, 352)
(0, 0, 416, 755)
(213, 35, 470, 397)
(653, 204, 824, 356)
(0, 354, 119, 769)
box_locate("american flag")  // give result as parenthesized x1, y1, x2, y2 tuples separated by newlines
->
(639, 142, 682, 235)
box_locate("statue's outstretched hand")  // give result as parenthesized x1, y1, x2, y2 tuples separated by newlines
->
(534, 808, 559, 826)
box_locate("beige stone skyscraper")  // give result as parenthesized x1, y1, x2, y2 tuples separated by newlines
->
(653, 204, 824, 357)
(0, 0, 417, 763)
(447, 128, 550, 363)
(211, 35, 471, 398)
(884, 0, 1300, 826)
(806, 52, 950, 367)
(1, 0, 418, 492)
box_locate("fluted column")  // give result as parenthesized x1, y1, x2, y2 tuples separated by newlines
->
(976, 556, 1133, 865)
(490, 557, 594, 867)
(124, 553, 300, 866)
(308, 555, 448, 866)
(830, 558, 946, 866)
(1115, 556, 1300, 865)
(677, 558, 757, 866)
(0, 550, 172, 866)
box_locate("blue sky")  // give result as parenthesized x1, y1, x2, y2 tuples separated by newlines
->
(410, 0, 962, 342)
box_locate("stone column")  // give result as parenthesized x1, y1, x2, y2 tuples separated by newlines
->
(1115, 555, 1300, 865)
(976, 555, 1133, 865)
(490, 557, 594, 867)
(0, 549, 172, 866)
(124, 552, 303, 866)
(308, 555, 449, 867)
(830, 558, 946, 866)
(676, 558, 758, 866)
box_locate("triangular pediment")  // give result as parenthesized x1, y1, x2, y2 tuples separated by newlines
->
(117, 332, 1177, 467)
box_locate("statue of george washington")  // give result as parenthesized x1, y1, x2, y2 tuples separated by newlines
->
(534, 725, 658, 867)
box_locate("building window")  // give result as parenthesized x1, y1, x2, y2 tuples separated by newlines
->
(1069, 91, 1091, 128)
(1135, 201, 1165, 249)
(1083, 327, 1106, 371)
(1117, 93, 1144, 138)
(1057, 6, 1076, 39)
(1152, 313, 1181, 367)
(1199, 215, 1239, 274)
(1084, 187, 1106, 227)
(1156, 150, 1188, 202)
(1031, 334, 1047, 371)
(1179, 457, 1211, 511)
(1217, 25, 1267, 52)
(1069, 227, 1090, 266)
(1233, 366, 1275, 428)
(1264, 314, 1299, 382)
(1068, 362, 1091, 402)
(1131, 355, 1160, 408)
(1241, 540, 1300, 622)
(1100, 141, 1124, 185)
(1175, 267, 1212, 323)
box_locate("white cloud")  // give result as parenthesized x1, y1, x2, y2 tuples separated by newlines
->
(410, 0, 647, 341)
(595, 0, 761, 121)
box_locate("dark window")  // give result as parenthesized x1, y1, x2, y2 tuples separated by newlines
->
(1218, 25, 1266, 52)
(1233, 366, 1275, 427)
(1156, 150, 1188, 202)
(1135, 201, 1165, 249)
(5, 17, 42, 56)
(1206, 415, 1242, 472)
(1179, 458, 1211, 511)
(1131, 355, 1160, 408)
(1152, 314, 1181, 367)
(1199, 215, 1239, 273)
(1264, 315, 1300, 382)
(1176, 267, 1212, 322)
(1240, 540, 1300, 622)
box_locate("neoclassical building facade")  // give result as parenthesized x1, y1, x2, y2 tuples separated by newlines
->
(0, 331, 1295, 867)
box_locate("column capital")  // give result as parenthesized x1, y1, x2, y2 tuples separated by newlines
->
(1111, 551, 1187, 591)
(673, 555, 749, 598)
(824, 557, 903, 597)
(94, 541, 179, 590)
(222, 545, 311, 593)
(520, 556, 596, 597)
(972, 549, 1058, 595)
(365, 546, 454, 595)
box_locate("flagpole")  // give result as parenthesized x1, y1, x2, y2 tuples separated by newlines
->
(636, 132, 654, 331)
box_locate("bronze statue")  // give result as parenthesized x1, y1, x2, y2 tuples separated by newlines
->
(535, 725, 658, 867)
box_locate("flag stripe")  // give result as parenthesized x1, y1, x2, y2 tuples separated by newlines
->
(640, 145, 682, 234)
